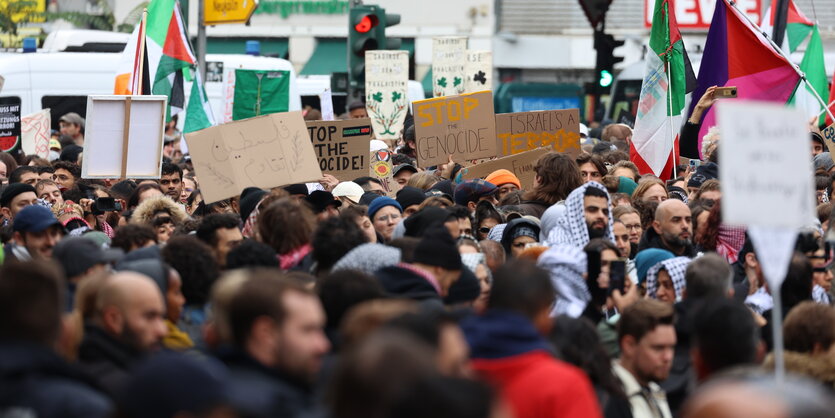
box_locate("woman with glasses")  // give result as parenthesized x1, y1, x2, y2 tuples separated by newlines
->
(367, 197, 403, 243)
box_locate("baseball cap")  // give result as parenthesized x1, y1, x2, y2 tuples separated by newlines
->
(59, 112, 85, 129)
(332, 181, 365, 204)
(393, 164, 418, 177)
(49, 138, 62, 151)
(52, 236, 123, 278)
(12, 205, 63, 233)
(305, 190, 342, 214)
(453, 179, 497, 206)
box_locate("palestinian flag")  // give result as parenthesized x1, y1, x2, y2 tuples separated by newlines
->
(630, 0, 696, 179)
(760, 0, 814, 53)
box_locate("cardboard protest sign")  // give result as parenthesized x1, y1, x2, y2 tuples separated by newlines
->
(370, 149, 398, 197)
(21, 109, 50, 158)
(413, 91, 497, 168)
(306, 119, 372, 181)
(717, 100, 814, 229)
(432, 37, 467, 97)
(464, 50, 492, 93)
(82, 95, 166, 179)
(822, 123, 835, 163)
(0, 96, 21, 154)
(365, 50, 409, 139)
(460, 148, 549, 190)
(186, 111, 323, 204)
(496, 109, 581, 157)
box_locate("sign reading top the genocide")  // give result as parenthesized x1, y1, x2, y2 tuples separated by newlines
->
(496, 109, 581, 157)
(306, 118, 371, 181)
(460, 147, 550, 190)
(186, 111, 322, 203)
(413, 91, 497, 168)
(432, 36, 468, 97)
(0, 96, 21, 153)
(365, 50, 409, 139)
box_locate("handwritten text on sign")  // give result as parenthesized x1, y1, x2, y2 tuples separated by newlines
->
(414, 91, 497, 167)
(496, 109, 581, 157)
(822, 124, 835, 165)
(306, 118, 371, 181)
(717, 101, 813, 229)
(460, 148, 550, 190)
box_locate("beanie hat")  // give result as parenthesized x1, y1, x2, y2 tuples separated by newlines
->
(1, 183, 35, 207)
(634, 248, 675, 284)
(359, 191, 382, 206)
(239, 189, 268, 222)
(396, 186, 426, 209)
(617, 176, 638, 196)
(283, 183, 309, 196)
(332, 243, 401, 275)
(404, 207, 456, 237)
(668, 186, 688, 203)
(687, 162, 718, 189)
(367, 196, 402, 219)
(814, 152, 834, 173)
(413, 226, 462, 270)
(444, 267, 480, 305)
(429, 180, 455, 197)
(485, 169, 521, 190)
(592, 141, 616, 154)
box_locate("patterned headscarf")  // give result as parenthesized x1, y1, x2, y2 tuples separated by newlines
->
(646, 256, 691, 301)
(538, 244, 589, 318)
(545, 182, 615, 247)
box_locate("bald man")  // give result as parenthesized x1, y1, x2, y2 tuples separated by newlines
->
(78, 272, 168, 399)
(639, 199, 697, 257)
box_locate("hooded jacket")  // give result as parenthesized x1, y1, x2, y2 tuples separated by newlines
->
(130, 195, 189, 226)
(461, 310, 603, 418)
(637, 226, 698, 258)
(546, 182, 614, 248)
(763, 351, 835, 390)
(0, 342, 112, 418)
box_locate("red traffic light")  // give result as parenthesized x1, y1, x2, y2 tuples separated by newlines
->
(354, 14, 378, 33)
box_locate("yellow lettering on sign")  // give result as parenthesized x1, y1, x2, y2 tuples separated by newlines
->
(463, 97, 479, 119)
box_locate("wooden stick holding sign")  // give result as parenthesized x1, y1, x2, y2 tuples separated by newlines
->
(81, 95, 167, 179)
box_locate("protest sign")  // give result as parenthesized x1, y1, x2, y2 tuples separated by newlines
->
(464, 50, 492, 93)
(459, 148, 549, 190)
(320, 88, 335, 121)
(306, 118, 371, 181)
(186, 111, 323, 204)
(370, 149, 397, 197)
(232, 69, 290, 120)
(413, 91, 497, 168)
(0, 96, 21, 154)
(432, 37, 467, 97)
(82, 95, 167, 179)
(365, 50, 409, 139)
(822, 123, 835, 163)
(496, 109, 581, 157)
(21, 109, 50, 158)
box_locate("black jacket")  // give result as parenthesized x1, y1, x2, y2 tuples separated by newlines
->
(218, 348, 314, 418)
(374, 265, 441, 302)
(77, 324, 144, 399)
(637, 227, 698, 258)
(660, 298, 706, 415)
(0, 342, 112, 417)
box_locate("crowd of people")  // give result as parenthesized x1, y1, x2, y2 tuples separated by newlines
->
(0, 99, 834, 418)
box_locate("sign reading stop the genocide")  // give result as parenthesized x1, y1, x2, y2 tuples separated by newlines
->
(644, 0, 761, 29)
(205, 0, 258, 25)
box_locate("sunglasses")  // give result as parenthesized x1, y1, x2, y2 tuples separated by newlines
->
(478, 227, 491, 234)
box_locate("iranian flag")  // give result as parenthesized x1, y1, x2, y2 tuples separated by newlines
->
(114, 0, 214, 131)
(631, 0, 696, 179)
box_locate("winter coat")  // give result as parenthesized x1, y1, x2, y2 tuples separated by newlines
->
(462, 310, 603, 418)
(130, 195, 189, 226)
(0, 342, 112, 418)
(77, 324, 143, 399)
(763, 351, 835, 390)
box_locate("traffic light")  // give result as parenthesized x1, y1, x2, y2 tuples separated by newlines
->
(347, 4, 401, 98)
(593, 30, 624, 92)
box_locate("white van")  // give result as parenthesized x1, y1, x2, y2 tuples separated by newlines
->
(0, 50, 301, 129)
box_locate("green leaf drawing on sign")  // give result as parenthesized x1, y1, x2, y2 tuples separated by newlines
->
(453, 77, 462, 87)
(437, 77, 447, 88)
(391, 91, 402, 102)
(371, 92, 383, 103)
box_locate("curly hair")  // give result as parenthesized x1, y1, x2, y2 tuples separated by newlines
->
(523, 153, 583, 205)
(161, 235, 219, 306)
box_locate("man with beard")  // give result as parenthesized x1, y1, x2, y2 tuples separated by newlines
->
(78, 272, 168, 399)
(546, 182, 614, 248)
(639, 200, 697, 257)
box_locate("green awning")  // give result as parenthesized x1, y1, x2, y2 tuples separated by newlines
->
(421, 67, 433, 96)
(300, 38, 347, 75)
(207, 37, 288, 58)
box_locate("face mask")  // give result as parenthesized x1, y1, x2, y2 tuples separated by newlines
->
(48, 150, 60, 162)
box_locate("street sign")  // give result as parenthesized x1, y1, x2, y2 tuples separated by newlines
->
(204, 0, 258, 25)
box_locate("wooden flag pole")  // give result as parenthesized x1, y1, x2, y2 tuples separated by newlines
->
(137, 9, 148, 95)
(121, 97, 132, 180)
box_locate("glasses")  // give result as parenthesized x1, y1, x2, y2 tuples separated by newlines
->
(375, 214, 401, 222)
(624, 224, 642, 231)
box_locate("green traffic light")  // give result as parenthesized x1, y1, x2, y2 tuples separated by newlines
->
(599, 70, 613, 87)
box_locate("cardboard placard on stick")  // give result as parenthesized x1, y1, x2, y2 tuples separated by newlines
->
(370, 149, 397, 197)
(82, 95, 167, 179)
(306, 118, 372, 181)
(496, 109, 581, 157)
(365, 50, 409, 139)
(186, 111, 323, 204)
(413, 91, 497, 168)
(432, 36, 467, 97)
(464, 50, 492, 93)
(459, 148, 549, 190)
(822, 123, 835, 164)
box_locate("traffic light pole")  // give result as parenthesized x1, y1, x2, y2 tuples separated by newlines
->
(197, 0, 207, 81)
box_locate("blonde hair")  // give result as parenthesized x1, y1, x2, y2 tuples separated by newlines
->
(632, 178, 666, 202)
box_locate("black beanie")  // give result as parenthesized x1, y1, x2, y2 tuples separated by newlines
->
(396, 186, 426, 209)
(283, 184, 309, 196)
(444, 267, 480, 305)
(239, 188, 268, 221)
(0, 183, 35, 207)
(404, 207, 456, 238)
(413, 226, 462, 270)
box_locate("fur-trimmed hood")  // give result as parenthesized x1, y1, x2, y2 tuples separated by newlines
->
(131, 195, 189, 225)
(763, 350, 835, 388)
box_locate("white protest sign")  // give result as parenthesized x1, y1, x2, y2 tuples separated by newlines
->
(320, 88, 335, 121)
(365, 50, 409, 139)
(82, 95, 167, 179)
(464, 50, 492, 93)
(21, 108, 50, 158)
(432, 37, 467, 97)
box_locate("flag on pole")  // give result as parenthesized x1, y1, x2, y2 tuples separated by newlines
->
(114, 11, 150, 95)
(760, 0, 814, 54)
(184, 69, 216, 133)
(687, 0, 801, 151)
(789, 25, 828, 125)
(630, 0, 696, 179)
(827, 68, 835, 126)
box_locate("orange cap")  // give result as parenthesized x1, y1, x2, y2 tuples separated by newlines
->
(485, 169, 522, 189)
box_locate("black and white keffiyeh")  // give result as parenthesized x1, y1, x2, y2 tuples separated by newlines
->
(646, 256, 691, 301)
(538, 244, 590, 318)
(545, 182, 615, 248)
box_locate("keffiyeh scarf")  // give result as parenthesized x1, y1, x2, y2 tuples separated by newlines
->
(646, 256, 691, 301)
(546, 182, 614, 247)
